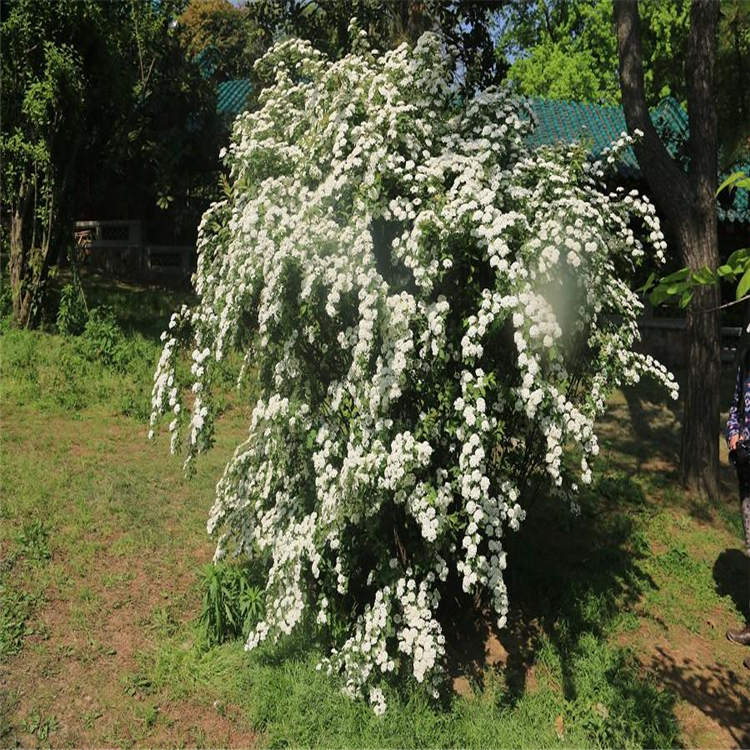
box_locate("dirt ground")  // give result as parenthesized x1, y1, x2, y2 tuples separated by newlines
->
(2, 386, 750, 748)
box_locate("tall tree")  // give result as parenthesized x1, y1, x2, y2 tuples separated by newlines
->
(177, 0, 265, 82)
(1, 1, 112, 326)
(1, 0, 222, 327)
(614, 0, 721, 499)
(248, 0, 508, 91)
(121, 0, 222, 235)
(499, 0, 690, 105)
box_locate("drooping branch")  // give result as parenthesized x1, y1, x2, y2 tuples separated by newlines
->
(613, 0, 691, 221)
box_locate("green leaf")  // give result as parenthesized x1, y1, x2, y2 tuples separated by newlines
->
(717, 264, 735, 278)
(649, 286, 667, 307)
(691, 266, 715, 285)
(717, 171, 749, 196)
(659, 267, 691, 284)
(637, 271, 655, 294)
(665, 280, 691, 296)
(736, 268, 750, 300)
(726, 248, 750, 273)
(679, 290, 693, 308)
(650, 285, 670, 306)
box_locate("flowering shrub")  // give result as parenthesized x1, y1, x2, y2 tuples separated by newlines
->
(151, 31, 677, 713)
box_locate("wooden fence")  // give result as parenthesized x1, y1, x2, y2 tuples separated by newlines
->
(74, 220, 195, 281)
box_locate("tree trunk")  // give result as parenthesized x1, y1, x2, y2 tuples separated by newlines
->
(615, 0, 721, 500)
(9, 210, 26, 324)
(8, 183, 35, 328)
(679, 224, 721, 497)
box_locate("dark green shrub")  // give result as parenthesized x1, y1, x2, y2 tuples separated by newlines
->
(56, 283, 88, 336)
(79, 306, 123, 366)
(77, 305, 154, 375)
(200, 562, 265, 646)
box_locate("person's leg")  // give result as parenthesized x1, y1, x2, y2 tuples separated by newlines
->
(742, 495, 750, 621)
(743, 496, 750, 669)
(727, 459, 750, 651)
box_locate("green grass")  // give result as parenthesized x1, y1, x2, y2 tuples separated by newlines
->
(1, 273, 748, 748)
(136, 621, 679, 749)
(1, 312, 160, 420)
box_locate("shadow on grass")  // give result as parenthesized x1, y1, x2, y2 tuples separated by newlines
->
(621, 383, 682, 469)
(80, 273, 193, 342)
(647, 645, 750, 749)
(439, 375, 746, 746)
(713, 548, 749, 623)
(505, 483, 655, 694)
(442, 471, 682, 747)
(600, 369, 744, 527)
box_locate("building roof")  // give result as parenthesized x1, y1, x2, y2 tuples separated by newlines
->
(527, 96, 748, 224)
(526, 96, 689, 175)
(217, 78, 254, 117)
(527, 96, 643, 178)
(213, 82, 748, 224)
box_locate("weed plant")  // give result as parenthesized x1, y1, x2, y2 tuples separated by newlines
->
(200, 562, 265, 646)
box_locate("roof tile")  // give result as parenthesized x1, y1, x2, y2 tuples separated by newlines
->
(526, 96, 748, 223)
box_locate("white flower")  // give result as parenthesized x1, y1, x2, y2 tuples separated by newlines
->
(150, 31, 677, 715)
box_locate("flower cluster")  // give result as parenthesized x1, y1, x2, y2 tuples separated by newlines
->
(151, 31, 676, 714)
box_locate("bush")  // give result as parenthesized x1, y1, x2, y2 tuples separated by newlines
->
(56, 283, 88, 336)
(200, 562, 265, 646)
(76, 305, 153, 376)
(2, 314, 157, 419)
(79, 306, 123, 365)
(152, 32, 677, 711)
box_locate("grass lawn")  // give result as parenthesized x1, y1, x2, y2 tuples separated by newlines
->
(1, 275, 749, 748)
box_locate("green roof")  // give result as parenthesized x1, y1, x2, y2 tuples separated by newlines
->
(528, 97, 640, 177)
(526, 97, 689, 179)
(212, 82, 748, 224)
(217, 79, 253, 117)
(527, 96, 748, 224)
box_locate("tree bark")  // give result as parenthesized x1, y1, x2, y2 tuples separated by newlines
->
(615, 0, 721, 500)
(9, 177, 33, 326)
(678, 224, 721, 499)
(9, 210, 26, 323)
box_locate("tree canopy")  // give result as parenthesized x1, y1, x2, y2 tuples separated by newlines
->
(177, 0, 265, 82)
(2, 0, 127, 324)
(246, 0, 509, 91)
(1, 0, 222, 326)
(499, 0, 690, 105)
